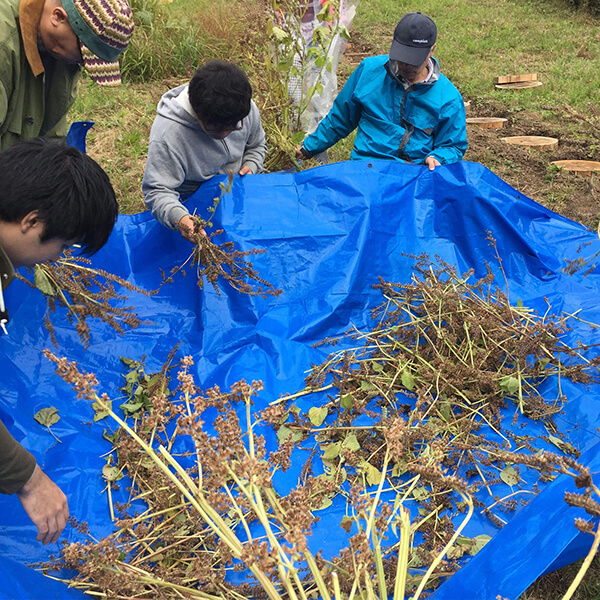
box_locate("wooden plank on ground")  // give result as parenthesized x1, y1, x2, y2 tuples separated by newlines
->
(495, 81, 543, 90)
(551, 160, 600, 176)
(466, 117, 507, 129)
(494, 73, 538, 84)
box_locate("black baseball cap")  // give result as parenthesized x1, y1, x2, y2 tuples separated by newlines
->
(389, 12, 437, 66)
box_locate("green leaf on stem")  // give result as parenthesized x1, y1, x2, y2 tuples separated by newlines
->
(34, 266, 55, 296)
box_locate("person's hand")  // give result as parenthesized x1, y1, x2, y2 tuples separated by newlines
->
(16, 465, 68, 545)
(238, 165, 253, 176)
(295, 145, 305, 160)
(177, 215, 206, 244)
(425, 155, 441, 171)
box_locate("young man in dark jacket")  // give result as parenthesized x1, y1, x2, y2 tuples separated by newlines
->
(297, 12, 467, 170)
(0, 138, 118, 545)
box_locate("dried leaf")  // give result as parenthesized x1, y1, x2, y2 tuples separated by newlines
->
(447, 545, 466, 559)
(34, 266, 55, 296)
(361, 460, 382, 486)
(92, 399, 111, 422)
(34, 406, 60, 427)
(401, 369, 415, 391)
(340, 393, 354, 409)
(323, 442, 341, 460)
(277, 425, 302, 444)
(340, 516, 353, 533)
(315, 496, 332, 511)
(468, 534, 492, 555)
(342, 433, 360, 452)
(308, 406, 328, 427)
(412, 486, 429, 501)
(500, 465, 519, 486)
(102, 464, 121, 482)
(548, 434, 565, 450)
(499, 375, 520, 395)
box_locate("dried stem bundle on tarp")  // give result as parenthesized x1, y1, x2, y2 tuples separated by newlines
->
(272, 255, 600, 545)
(45, 353, 433, 600)
(41, 342, 600, 600)
(40, 255, 600, 599)
(163, 175, 282, 298)
(18, 250, 155, 348)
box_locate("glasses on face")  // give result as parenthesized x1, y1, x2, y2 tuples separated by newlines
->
(201, 120, 244, 135)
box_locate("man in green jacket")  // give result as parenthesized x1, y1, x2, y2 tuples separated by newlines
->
(0, 138, 118, 544)
(0, 0, 134, 149)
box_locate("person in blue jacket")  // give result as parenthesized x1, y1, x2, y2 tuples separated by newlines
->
(296, 12, 467, 170)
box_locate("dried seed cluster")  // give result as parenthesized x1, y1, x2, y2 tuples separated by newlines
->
(40, 254, 600, 599)
(163, 176, 282, 298)
(19, 250, 155, 348)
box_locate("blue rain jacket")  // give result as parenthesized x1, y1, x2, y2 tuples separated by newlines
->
(303, 55, 468, 165)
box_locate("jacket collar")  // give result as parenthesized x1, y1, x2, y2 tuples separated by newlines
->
(19, 0, 46, 77)
(385, 56, 441, 92)
(0, 244, 15, 291)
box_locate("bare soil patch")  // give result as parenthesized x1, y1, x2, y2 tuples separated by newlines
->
(465, 101, 600, 229)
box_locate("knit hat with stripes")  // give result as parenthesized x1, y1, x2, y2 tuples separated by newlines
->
(62, 0, 134, 86)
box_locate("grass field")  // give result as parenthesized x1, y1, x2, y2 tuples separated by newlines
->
(70, 0, 600, 597)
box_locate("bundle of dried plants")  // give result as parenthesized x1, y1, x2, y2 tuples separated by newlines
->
(163, 176, 282, 298)
(19, 250, 155, 348)
(44, 352, 447, 600)
(39, 254, 600, 599)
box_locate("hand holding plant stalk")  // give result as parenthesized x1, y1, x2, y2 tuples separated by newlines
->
(163, 174, 283, 298)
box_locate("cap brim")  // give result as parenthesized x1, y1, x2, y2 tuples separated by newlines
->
(80, 43, 122, 87)
(389, 40, 431, 66)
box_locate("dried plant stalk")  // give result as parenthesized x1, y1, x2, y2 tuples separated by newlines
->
(19, 250, 155, 348)
(163, 175, 282, 298)
(40, 254, 600, 599)
(42, 351, 472, 600)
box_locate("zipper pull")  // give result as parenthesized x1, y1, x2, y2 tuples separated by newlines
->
(0, 308, 9, 336)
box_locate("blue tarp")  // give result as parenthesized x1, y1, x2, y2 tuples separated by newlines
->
(1, 160, 599, 599)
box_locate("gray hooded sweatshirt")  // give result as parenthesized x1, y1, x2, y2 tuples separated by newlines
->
(143, 84, 267, 230)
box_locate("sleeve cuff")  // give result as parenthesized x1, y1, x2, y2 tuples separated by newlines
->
(243, 161, 260, 174)
(167, 205, 190, 231)
(300, 146, 313, 159)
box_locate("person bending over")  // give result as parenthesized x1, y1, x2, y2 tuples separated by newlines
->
(143, 60, 268, 243)
(0, 0, 134, 149)
(0, 138, 118, 545)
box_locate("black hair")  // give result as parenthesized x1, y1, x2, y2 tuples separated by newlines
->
(0, 138, 118, 255)
(188, 60, 252, 129)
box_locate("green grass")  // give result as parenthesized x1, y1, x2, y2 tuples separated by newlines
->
(351, 0, 600, 112)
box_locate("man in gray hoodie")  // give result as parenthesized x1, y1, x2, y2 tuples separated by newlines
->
(143, 60, 267, 243)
